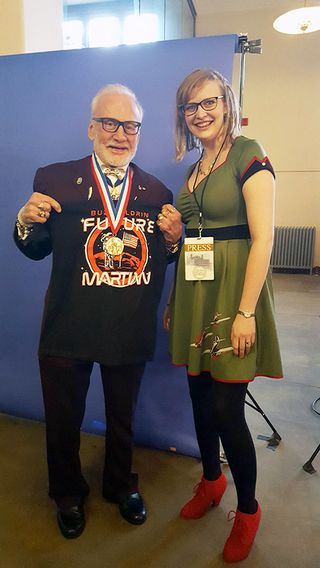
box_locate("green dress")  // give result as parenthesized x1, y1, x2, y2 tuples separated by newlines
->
(169, 136, 283, 382)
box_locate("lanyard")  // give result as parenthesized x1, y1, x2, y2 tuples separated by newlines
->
(192, 134, 227, 238)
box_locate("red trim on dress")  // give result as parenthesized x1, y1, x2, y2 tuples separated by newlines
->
(240, 155, 270, 180)
(171, 361, 283, 383)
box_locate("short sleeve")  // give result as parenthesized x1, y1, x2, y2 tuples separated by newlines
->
(238, 139, 275, 187)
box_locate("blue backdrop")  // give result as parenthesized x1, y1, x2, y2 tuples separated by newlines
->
(0, 34, 237, 457)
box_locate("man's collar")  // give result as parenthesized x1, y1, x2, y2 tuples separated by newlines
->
(94, 152, 129, 179)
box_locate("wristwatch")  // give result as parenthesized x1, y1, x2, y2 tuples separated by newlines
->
(237, 310, 255, 318)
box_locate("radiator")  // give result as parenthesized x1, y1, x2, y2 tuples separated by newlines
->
(270, 226, 316, 274)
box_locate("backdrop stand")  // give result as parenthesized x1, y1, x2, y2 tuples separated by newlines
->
(236, 34, 262, 117)
(303, 444, 320, 474)
(219, 391, 282, 464)
(245, 390, 282, 448)
(236, 34, 282, 451)
(303, 396, 320, 473)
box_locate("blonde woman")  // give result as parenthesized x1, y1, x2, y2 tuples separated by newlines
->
(158, 69, 282, 563)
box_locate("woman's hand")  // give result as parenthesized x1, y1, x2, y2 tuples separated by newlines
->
(231, 314, 256, 358)
(157, 204, 182, 245)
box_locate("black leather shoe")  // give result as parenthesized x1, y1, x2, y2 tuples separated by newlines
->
(57, 504, 85, 539)
(118, 492, 146, 525)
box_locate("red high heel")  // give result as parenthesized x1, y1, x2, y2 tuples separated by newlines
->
(223, 503, 261, 563)
(180, 473, 227, 519)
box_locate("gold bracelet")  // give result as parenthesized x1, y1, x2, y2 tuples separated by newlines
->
(16, 218, 33, 241)
(165, 240, 180, 254)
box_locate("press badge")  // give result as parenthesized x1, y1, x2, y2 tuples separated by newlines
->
(184, 237, 214, 281)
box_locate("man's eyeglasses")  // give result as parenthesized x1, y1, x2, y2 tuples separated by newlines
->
(92, 117, 141, 135)
(179, 96, 225, 116)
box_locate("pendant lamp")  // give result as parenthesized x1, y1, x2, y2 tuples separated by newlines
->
(273, 4, 320, 34)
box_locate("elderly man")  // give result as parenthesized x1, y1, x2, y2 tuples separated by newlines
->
(14, 84, 181, 539)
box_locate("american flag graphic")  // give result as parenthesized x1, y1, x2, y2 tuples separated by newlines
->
(123, 232, 138, 249)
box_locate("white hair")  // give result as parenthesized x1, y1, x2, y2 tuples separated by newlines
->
(91, 83, 143, 120)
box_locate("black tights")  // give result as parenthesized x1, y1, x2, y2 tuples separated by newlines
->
(188, 372, 257, 514)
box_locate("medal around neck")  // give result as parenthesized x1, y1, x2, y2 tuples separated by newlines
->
(104, 236, 124, 256)
(109, 185, 122, 200)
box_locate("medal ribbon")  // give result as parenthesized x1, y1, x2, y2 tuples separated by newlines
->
(91, 153, 133, 234)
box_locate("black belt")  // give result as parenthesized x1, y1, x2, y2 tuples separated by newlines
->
(185, 224, 251, 240)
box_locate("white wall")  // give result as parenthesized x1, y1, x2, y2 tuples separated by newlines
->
(195, 3, 320, 266)
(0, 0, 63, 55)
(23, 0, 63, 53)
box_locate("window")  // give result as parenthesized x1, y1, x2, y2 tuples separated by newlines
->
(124, 14, 159, 45)
(63, 1, 195, 49)
(88, 17, 121, 47)
(63, 19, 84, 49)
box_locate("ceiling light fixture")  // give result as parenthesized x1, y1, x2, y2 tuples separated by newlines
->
(273, 3, 320, 34)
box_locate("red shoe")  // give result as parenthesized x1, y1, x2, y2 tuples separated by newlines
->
(223, 504, 261, 563)
(180, 473, 227, 519)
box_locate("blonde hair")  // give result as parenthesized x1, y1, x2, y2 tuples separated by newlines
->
(91, 83, 143, 121)
(175, 69, 241, 161)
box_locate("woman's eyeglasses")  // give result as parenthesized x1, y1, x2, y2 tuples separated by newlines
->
(179, 96, 224, 116)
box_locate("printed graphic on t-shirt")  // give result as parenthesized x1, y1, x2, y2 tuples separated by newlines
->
(81, 212, 155, 288)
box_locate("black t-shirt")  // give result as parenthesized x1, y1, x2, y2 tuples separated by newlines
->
(15, 156, 173, 365)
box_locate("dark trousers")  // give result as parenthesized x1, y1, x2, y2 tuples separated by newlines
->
(39, 356, 145, 503)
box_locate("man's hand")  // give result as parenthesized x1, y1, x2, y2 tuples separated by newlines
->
(18, 192, 62, 225)
(156, 204, 182, 245)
